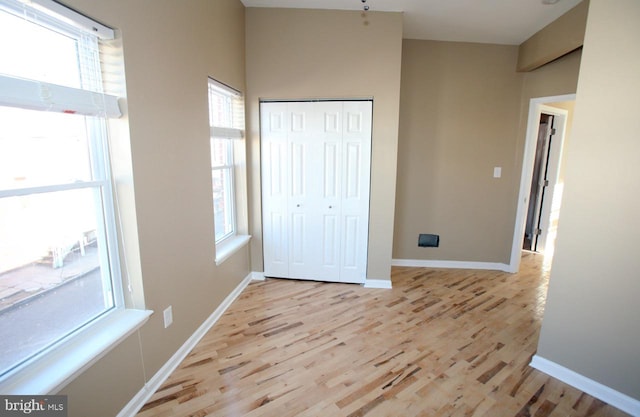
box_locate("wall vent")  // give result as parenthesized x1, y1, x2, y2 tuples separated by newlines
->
(418, 234, 439, 248)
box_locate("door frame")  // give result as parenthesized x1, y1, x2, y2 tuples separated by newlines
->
(507, 94, 575, 272)
(534, 107, 567, 255)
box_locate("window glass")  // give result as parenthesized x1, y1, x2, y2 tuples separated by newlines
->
(0, 4, 119, 378)
(211, 135, 234, 242)
(210, 136, 235, 242)
(0, 188, 113, 375)
(0, 9, 81, 89)
(211, 161, 234, 242)
(0, 108, 94, 190)
(208, 79, 243, 244)
(208, 92, 233, 128)
(210, 137, 232, 168)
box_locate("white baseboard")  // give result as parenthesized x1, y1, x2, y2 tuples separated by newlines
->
(364, 279, 392, 289)
(254, 271, 386, 288)
(530, 355, 640, 417)
(392, 258, 511, 272)
(117, 272, 255, 417)
(250, 271, 265, 281)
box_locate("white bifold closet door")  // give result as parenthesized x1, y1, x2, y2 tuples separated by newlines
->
(261, 100, 372, 284)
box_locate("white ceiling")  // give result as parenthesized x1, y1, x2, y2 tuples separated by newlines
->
(239, 0, 582, 45)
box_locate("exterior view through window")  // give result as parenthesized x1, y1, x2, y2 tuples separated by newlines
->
(0, 1, 121, 377)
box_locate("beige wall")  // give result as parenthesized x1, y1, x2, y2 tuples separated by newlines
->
(546, 100, 576, 186)
(393, 40, 523, 263)
(537, 0, 640, 400)
(54, 1, 249, 416)
(517, 0, 588, 72)
(245, 8, 403, 281)
(519, 50, 582, 104)
(393, 40, 581, 265)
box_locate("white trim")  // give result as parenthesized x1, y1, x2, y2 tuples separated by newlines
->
(211, 126, 244, 139)
(392, 259, 511, 272)
(0, 0, 114, 40)
(30, 0, 115, 39)
(531, 106, 568, 256)
(251, 271, 266, 281)
(530, 355, 640, 416)
(0, 180, 106, 199)
(0, 309, 152, 395)
(508, 94, 576, 273)
(117, 272, 254, 417)
(363, 279, 393, 289)
(214, 234, 251, 265)
(208, 78, 241, 97)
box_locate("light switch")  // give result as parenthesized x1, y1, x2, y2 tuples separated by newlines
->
(493, 167, 502, 178)
(164, 306, 173, 328)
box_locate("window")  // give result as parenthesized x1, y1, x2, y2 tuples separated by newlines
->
(208, 79, 249, 263)
(0, 0, 149, 393)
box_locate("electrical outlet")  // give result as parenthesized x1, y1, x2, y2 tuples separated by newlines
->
(163, 306, 173, 328)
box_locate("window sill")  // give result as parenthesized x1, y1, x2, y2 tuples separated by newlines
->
(215, 234, 251, 265)
(0, 308, 152, 394)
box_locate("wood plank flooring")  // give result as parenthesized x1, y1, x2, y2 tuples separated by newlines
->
(137, 252, 630, 417)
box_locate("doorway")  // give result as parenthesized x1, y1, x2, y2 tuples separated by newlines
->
(509, 94, 575, 272)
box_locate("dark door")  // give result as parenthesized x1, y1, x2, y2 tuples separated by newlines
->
(524, 114, 554, 252)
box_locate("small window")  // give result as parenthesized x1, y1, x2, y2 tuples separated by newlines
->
(208, 79, 245, 245)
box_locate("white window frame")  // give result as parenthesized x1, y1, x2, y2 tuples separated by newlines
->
(0, 0, 150, 395)
(208, 78, 250, 265)
(211, 136, 236, 243)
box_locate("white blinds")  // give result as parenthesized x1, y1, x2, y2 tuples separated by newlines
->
(211, 126, 244, 140)
(208, 78, 244, 139)
(0, 75, 121, 117)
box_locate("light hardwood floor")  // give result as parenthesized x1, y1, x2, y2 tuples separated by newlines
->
(137, 252, 630, 417)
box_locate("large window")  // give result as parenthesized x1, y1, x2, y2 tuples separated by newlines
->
(0, 0, 129, 386)
(208, 79, 245, 245)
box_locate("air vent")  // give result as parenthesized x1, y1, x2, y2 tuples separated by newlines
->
(418, 234, 440, 248)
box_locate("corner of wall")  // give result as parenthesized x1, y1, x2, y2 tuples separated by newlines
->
(517, 0, 589, 72)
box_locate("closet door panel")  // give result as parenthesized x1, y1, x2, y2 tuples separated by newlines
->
(261, 102, 290, 278)
(288, 102, 321, 279)
(314, 102, 343, 281)
(340, 101, 372, 283)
